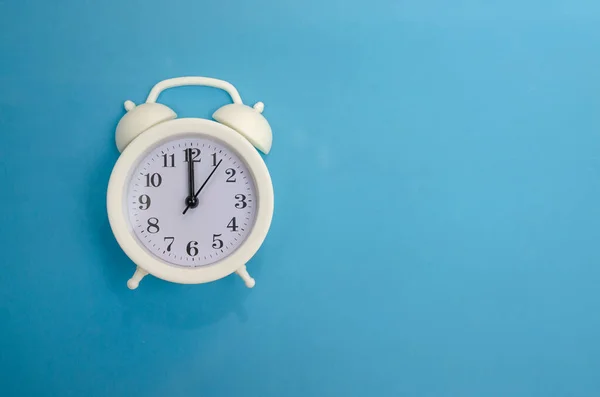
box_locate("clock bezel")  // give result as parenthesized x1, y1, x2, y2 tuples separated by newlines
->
(107, 118, 274, 285)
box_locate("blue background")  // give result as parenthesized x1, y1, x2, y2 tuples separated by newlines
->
(1, 1, 599, 396)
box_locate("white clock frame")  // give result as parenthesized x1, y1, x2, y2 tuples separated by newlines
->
(107, 117, 274, 289)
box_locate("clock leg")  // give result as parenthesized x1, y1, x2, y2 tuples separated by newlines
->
(236, 265, 255, 288)
(127, 266, 148, 290)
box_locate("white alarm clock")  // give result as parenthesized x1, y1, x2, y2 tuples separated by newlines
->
(107, 77, 274, 290)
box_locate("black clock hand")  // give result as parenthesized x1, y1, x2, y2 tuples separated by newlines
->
(182, 159, 223, 215)
(185, 149, 199, 210)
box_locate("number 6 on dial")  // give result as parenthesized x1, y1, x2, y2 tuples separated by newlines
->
(107, 77, 274, 290)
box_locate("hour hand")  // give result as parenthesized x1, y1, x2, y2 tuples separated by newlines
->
(185, 148, 199, 210)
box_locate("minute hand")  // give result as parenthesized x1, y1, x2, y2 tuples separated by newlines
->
(182, 159, 223, 215)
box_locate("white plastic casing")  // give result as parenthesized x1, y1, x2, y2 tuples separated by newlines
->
(109, 76, 274, 289)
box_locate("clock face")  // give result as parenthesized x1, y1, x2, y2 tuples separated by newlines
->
(126, 135, 258, 267)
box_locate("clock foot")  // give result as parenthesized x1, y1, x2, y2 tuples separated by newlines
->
(127, 266, 148, 290)
(236, 265, 255, 288)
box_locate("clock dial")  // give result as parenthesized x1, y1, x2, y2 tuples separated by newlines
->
(127, 136, 258, 267)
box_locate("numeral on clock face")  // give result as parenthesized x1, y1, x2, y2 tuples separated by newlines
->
(227, 217, 238, 232)
(186, 241, 199, 256)
(138, 195, 151, 210)
(164, 237, 175, 251)
(225, 168, 236, 182)
(147, 217, 160, 233)
(128, 137, 257, 268)
(234, 194, 247, 209)
(183, 148, 201, 162)
(144, 173, 162, 187)
(162, 153, 175, 168)
(212, 234, 223, 249)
